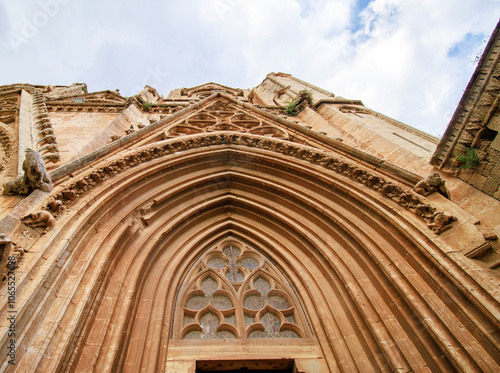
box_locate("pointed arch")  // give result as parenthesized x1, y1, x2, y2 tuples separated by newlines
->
(173, 237, 310, 342)
(2, 135, 499, 372)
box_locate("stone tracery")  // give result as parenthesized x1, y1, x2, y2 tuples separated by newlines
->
(178, 240, 307, 340)
(164, 101, 289, 140)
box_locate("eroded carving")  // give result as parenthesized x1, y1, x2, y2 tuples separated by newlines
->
(24, 148, 53, 191)
(414, 173, 450, 199)
(3, 149, 53, 195)
(43, 153, 61, 162)
(338, 106, 370, 115)
(36, 134, 57, 146)
(0, 126, 13, 173)
(24, 210, 56, 235)
(47, 197, 65, 215)
(39, 144, 58, 154)
(426, 212, 457, 235)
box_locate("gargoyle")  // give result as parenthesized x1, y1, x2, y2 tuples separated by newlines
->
(414, 173, 450, 199)
(3, 149, 53, 195)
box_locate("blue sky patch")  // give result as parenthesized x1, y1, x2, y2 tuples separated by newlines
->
(351, 0, 373, 32)
(448, 33, 485, 58)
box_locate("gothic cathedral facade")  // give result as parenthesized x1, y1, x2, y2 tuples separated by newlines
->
(1, 25, 500, 373)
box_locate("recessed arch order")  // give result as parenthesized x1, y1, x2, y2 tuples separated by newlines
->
(17, 135, 500, 373)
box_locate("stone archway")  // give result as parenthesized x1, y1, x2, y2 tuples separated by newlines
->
(5, 139, 500, 372)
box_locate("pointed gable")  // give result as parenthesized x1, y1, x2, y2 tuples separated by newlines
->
(167, 82, 246, 100)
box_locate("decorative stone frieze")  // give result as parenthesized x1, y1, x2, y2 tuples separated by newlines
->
(44, 133, 456, 234)
(46, 104, 124, 113)
(0, 91, 19, 125)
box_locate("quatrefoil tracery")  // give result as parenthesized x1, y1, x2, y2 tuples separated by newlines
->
(179, 241, 307, 340)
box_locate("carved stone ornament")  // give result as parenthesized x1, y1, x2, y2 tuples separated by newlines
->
(24, 210, 56, 235)
(164, 103, 289, 140)
(414, 172, 450, 199)
(0, 234, 13, 280)
(42, 133, 456, 234)
(338, 106, 370, 115)
(426, 212, 457, 235)
(3, 148, 53, 195)
(0, 234, 26, 281)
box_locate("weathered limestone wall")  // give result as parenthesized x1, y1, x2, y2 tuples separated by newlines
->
(432, 21, 500, 199)
(69, 105, 142, 162)
(49, 112, 119, 165)
(310, 105, 438, 176)
(44, 84, 87, 100)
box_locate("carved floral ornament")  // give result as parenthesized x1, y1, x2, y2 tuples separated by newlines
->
(177, 240, 308, 340)
(42, 132, 457, 234)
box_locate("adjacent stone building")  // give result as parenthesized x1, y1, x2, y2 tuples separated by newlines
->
(0, 38, 500, 371)
(432, 21, 500, 199)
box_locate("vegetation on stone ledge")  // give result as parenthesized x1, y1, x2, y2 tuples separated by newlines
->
(298, 89, 313, 105)
(142, 101, 153, 111)
(456, 147, 480, 169)
(285, 98, 298, 116)
(285, 90, 313, 116)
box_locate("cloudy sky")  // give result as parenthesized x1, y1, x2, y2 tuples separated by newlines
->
(1, 0, 499, 136)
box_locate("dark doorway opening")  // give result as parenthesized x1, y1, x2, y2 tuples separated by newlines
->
(196, 359, 295, 372)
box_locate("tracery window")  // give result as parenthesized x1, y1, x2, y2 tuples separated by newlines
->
(176, 239, 309, 340)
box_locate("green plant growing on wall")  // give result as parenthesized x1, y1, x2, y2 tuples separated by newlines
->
(456, 147, 480, 169)
(284, 90, 313, 116)
(142, 101, 153, 111)
(285, 98, 298, 116)
(82, 86, 87, 94)
(298, 89, 313, 105)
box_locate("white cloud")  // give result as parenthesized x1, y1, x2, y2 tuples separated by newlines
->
(0, 0, 498, 137)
